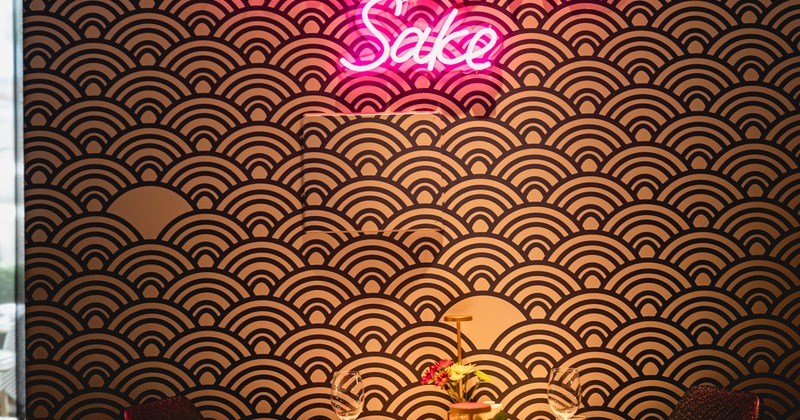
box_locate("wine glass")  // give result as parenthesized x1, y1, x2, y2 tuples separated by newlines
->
(547, 367, 581, 420)
(331, 370, 364, 420)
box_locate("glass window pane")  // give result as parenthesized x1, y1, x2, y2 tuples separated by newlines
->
(0, 0, 19, 417)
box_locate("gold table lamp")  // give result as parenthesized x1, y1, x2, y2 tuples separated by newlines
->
(443, 314, 472, 363)
(444, 314, 472, 401)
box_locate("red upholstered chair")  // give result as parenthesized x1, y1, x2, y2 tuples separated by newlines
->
(669, 385, 759, 420)
(124, 396, 204, 420)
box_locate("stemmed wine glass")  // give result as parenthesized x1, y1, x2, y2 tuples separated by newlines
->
(331, 370, 364, 420)
(547, 367, 581, 420)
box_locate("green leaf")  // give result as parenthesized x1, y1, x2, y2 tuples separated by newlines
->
(446, 388, 460, 403)
(464, 381, 479, 402)
(491, 413, 509, 420)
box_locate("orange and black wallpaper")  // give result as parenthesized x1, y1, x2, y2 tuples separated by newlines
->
(22, 0, 800, 419)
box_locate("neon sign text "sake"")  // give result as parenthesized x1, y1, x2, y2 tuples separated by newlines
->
(340, 0, 500, 72)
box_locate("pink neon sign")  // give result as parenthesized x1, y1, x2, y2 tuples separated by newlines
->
(341, 0, 500, 72)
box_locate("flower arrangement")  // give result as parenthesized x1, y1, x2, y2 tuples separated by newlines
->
(420, 359, 491, 403)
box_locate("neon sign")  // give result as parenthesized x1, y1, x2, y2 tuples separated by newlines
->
(340, 0, 500, 72)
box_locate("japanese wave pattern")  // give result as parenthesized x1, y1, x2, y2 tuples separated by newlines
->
(23, 0, 800, 419)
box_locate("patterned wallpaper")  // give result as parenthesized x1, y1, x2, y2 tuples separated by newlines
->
(23, 0, 800, 419)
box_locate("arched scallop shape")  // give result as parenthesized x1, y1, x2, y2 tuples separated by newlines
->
(51, 43, 136, 91)
(708, 27, 793, 82)
(438, 177, 524, 231)
(711, 143, 797, 197)
(440, 119, 524, 172)
(495, 263, 582, 316)
(274, 268, 360, 321)
(437, 235, 526, 288)
(329, 298, 418, 351)
(218, 183, 302, 235)
(163, 271, 251, 322)
(602, 203, 690, 257)
(27, 304, 83, 360)
(655, 115, 743, 169)
(709, 86, 796, 139)
(493, 88, 577, 142)
(51, 214, 141, 270)
(658, 173, 744, 228)
(544, 59, 632, 113)
(605, 262, 692, 316)
(164, 330, 252, 381)
(218, 298, 307, 352)
(714, 202, 798, 255)
(105, 12, 191, 64)
(598, 30, 683, 83)
(660, 232, 746, 282)
(216, 9, 300, 58)
(328, 237, 416, 287)
(717, 259, 797, 315)
(385, 267, 470, 321)
(160, 212, 249, 266)
(23, 16, 82, 68)
(106, 302, 196, 354)
(601, 145, 688, 200)
(161, 40, 247, 91)
(662, 290, 748, 344)
(24, 73, 80, 124)
(52, 0, 133, 32)
(218, 357, 307, 413)
(160, 0, 236, 35)
(111, 361, 198, 401)
(549, 292, 638, 345)
(274, 327, 361, 378)
(598, 87, 686, 142)
(547, 117, 634, 172)
(216, 240, 305, 289)
(493, 205, 579, 259)
(543, 3, 629, 56)
(52, 272, 139, 327)
(653, 57, 739, 111)
(499, 30, 573, 85)
(546, 176, 635, 229)
(51, 99, 137, 149)
(106, 70, 192, 122)
(108, 243, 195, 292)
(652, 2, 737, 52)
(763, 1, 800, 45)
(606, 320, 694, 373)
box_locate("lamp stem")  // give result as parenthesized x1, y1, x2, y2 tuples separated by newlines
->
(443, 314, 472, 402)
(456, 321, 462, 364)
(457, 320, 463, 400)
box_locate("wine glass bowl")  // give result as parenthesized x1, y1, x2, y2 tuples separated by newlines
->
(547, 367, 581, 420)
(331, 370, 364, 420)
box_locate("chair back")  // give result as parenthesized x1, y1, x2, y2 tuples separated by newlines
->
(669, 385, 759, 420)
(123, 395, 204, 420)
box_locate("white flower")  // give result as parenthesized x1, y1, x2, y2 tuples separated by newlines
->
(447, 363, 475, 381)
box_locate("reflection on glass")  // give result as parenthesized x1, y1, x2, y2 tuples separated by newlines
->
(548, 368, 581, 420)
(0, 0, 18, 417)
(330, 371, 364, 420)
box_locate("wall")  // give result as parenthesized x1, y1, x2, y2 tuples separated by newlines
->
(23, 0, 800, 419)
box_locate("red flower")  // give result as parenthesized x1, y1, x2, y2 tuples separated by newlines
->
(436, 359, 454, 370)
(420, 367, 436, 385)
(420, 359, 454, 385)
(433, 370, 450, 387)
